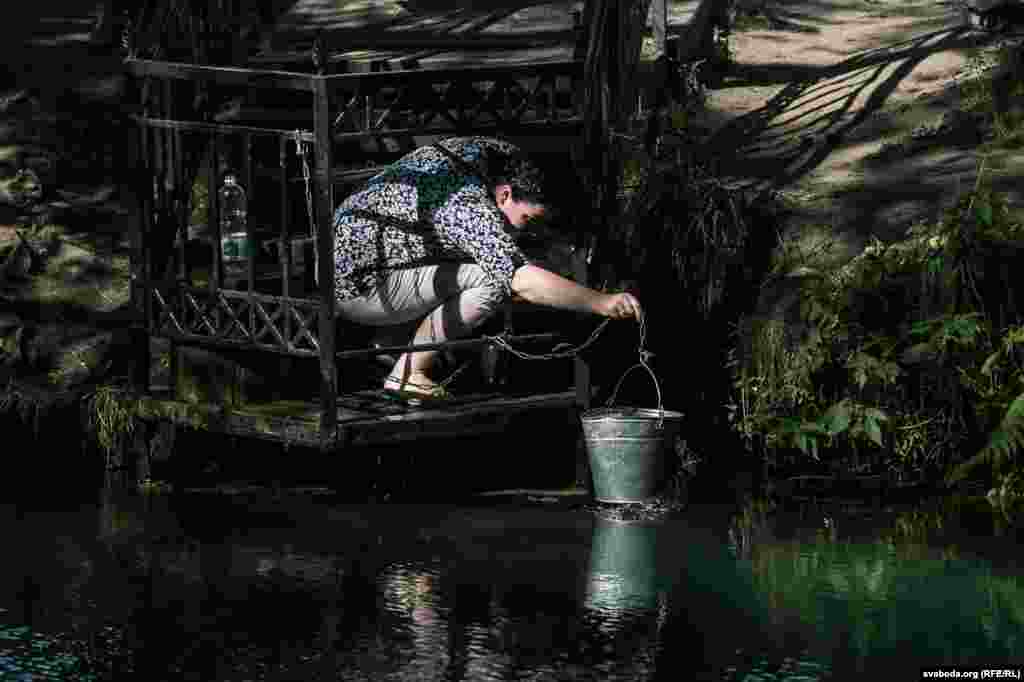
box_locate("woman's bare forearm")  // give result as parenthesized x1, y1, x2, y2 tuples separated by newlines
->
(510, 263, 645, 321)
(511, 264, 605, 314)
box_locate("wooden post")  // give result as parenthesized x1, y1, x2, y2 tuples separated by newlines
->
(649, 0, 667, 60)
(279, 136, 291, 299)
(244, 132, 255, 296)
(313, 75, 337, 450)
(278, 136, 293, 399)
(582, 0, 617, 286)
(133, 120, 152, 394)
(572, 250, 592, 411)
(209, 134, 222, 291)
(174, 128, 188, 287)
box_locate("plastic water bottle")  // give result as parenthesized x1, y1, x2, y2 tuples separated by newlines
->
(219, 173, 248, 262)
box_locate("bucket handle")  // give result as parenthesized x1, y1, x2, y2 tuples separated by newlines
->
(605, 361, 665, 429)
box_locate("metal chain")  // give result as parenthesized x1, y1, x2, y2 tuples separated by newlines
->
(386, 316, 617, 393)
(293, 130, 315, 238)
(482, 318, 611, 361)
(438, 360, 471, 389)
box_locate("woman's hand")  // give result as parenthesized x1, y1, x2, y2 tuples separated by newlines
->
(598, 292, 643, 321)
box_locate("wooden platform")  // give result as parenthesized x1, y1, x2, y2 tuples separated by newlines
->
(136, 387, 582, 450)
(256, 2, 584, 72)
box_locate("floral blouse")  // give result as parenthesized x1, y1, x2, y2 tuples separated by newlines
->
(332, 136, 532, 301)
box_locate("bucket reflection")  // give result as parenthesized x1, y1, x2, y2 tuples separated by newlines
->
(585, 516, 669, 616)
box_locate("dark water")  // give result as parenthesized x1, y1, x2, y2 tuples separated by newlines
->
(3, 488, 1024, 681)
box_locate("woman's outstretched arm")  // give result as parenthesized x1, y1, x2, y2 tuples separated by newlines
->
(511, 264, 642, 320)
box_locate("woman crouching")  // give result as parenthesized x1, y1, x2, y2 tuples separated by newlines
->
(332, 136, 641, 403)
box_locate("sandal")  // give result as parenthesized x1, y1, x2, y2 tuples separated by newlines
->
(382, 376, 450, 406)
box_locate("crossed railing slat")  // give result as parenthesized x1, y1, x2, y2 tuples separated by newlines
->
(334, 72, 579, 135)
(153, 286, 323, 356)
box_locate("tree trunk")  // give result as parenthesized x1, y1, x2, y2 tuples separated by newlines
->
(680, 0, 734, 63)
(581, 0, 652, 286)
(125, 1, 261, 282)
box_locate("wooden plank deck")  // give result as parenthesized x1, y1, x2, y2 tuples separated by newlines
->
(137, 388, 581, 450)
(252, 0, 702, 73)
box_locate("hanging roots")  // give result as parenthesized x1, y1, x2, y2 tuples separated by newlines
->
(622, 152, 758, 316)
(85, 386, 138, 457)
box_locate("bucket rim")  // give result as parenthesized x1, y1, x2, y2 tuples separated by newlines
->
(581, 407, 684, 421)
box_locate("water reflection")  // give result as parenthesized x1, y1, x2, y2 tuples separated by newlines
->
(586, 518, 667, 615)
(3, 488, 1024, 680)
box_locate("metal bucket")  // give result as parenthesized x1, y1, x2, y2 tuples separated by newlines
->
(581, 363, 683, 504)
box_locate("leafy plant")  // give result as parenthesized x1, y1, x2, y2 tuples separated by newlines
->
(846, 351, 902, 391)
(948, 323, 1024, 485)
(729, 152, 1024, 484)
(774, 399, 890, 460)
(908, 312, 987, 355)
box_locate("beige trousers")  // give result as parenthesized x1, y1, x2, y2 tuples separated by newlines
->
(336, 263, 507, 345)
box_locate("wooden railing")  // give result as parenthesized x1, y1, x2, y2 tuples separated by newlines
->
(128, 54, 590, 448)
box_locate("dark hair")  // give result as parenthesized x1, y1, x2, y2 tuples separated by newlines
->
(487, 149, 547, 206)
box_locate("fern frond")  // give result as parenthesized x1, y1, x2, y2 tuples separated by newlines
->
(949, 392, 1024, 483)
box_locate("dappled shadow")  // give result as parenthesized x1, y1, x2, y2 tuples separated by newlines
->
(400, 0, 557, 12)
(703, 24, 998, 190)
(270, 1, 569, 41)
(753, 0, 966, 31)
(808, 147, 1023, 247)
(760, 4, 831, 33)
(722, 62, 827, 88)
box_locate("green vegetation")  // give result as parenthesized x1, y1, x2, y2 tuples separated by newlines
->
(702, 38, 1024, 497)
(728, 161, 1024, 493)
(86, 385, 138, 457)
(725, 493, 1024, 674)
(960, 43, 1024, 150)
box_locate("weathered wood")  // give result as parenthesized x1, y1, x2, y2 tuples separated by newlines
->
(313, 76, 337, 449)
(150, 287, 565, 358)
(126, 57, 315, 91)
(320, 60, 582, 86)
(268, 30, 579, 55)
(278, 137, 291, 300)
(331, 119, 584, 141)
(136, 390, 580, 449)
(243, 132, 255, 296)
(125, 7, 604, 444)
(131, 115, 315, 142)
(335, 332, 561, 359)
(209, 133, 222, 292)
(133, 118, 153, 394)
(174, 345, 264, 407)
(680, 0, 734, 64)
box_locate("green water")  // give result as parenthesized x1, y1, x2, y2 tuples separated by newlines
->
(2, 490, 1023, 681)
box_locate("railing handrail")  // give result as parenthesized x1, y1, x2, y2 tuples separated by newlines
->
(125, 57, 315, 91)
(335, 333, 562, 359)
(263, 29, 580, 55)
(319, 59, 583, 84)
(125, 55, 584, 89)
(131, 115, 315, 142)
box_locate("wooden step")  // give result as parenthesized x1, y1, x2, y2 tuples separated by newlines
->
(137, 388, 581, 449)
